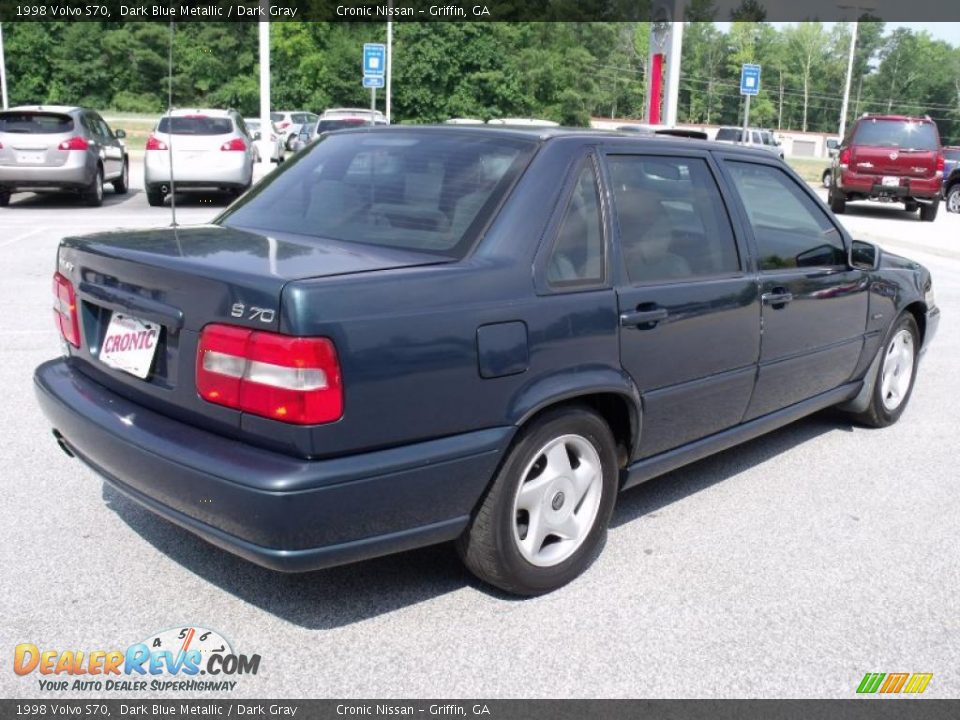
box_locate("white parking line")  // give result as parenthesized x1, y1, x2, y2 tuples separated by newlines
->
(0, 227, 50, 249)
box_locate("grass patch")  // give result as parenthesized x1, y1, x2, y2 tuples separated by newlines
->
(788, 157, 830, 184)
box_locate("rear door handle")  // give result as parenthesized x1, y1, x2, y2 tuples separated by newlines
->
(620, 308, 669, 328)
(762, 290, 794, 308)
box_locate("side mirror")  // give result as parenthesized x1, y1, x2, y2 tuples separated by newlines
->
(114, 129, 126, 139)
(850, 240, 880, 271)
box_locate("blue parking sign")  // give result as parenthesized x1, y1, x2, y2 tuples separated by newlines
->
(740, 64, 761, 96)
(363, 43, 386, 78)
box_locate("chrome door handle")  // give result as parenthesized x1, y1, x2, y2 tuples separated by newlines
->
(620, 308, 669, 328)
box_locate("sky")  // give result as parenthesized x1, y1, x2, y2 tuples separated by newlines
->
(714, 22, 960, 47)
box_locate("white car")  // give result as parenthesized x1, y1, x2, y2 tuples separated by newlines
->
(244, 118, 286, 163)
(270, 111, 319, 150)
(144, 108, 255, 206)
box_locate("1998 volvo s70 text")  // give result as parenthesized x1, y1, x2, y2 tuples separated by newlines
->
(35, 127, 938, 595)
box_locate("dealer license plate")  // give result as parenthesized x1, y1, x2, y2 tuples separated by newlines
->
(99, 312, 160, 379)
(882, 176, 900, 187)
(16, 152, 45, 164)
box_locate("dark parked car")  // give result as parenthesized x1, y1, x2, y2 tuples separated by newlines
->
(0, 105, 129, 207)
(829, 114, 944, 221)
(942, 146, 960, 213)
(35, 127, 938, 596)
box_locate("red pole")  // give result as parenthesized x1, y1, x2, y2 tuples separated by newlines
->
(649, 53, 664, 125)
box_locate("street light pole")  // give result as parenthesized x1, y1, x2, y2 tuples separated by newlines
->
(839, 20, 858, 140)
(386, 0, 393, 124)
(258, 1, 271, 162)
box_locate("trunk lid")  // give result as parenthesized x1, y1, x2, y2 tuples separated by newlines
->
(58, 224, 447, 437)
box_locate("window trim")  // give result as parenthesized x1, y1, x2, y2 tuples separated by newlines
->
(721, 157, 849, 274)
(602, 149, 747, 288)
(536, 152, 610, 294)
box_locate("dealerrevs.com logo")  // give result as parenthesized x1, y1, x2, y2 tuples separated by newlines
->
(14, 626, 261, 693)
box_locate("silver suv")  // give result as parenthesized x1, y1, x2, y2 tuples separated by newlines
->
(714, 126, 784, 159)
(0, 106, 129, 207)
(144, 109, 255, 207)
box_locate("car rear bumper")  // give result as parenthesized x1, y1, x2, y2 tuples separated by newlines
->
(0, 158, 92, 189)
(144, 152, 251, 188)
(34, 358, 512, 572)
(839, 170, 942, 199)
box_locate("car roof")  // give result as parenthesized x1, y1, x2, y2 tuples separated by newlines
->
(5, 105, 83, 114)
(328, 124, 775, 158)
(165, 108, 233, 118)
(855, 114, 935, 123)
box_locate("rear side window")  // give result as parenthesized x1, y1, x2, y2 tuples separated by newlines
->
(0, 112, 74, 134)
(725, 161, 845, 270)
(546, 161, 605, 287)
(158, 117, 234, 135)
(945, 149, 960, 162)
(220, 132, 535, 258)
(609, 156, 740, 283)
(716, 128, 741, 142)
(852, 119, 939, 151)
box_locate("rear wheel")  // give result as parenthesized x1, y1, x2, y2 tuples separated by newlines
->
(84, 166, 104, 207)
(146, 185, 165, 207)
(457, 405, 618, 596)
(821, 169, 831, 188)
(829, 188, 846, 214)
(0, 189, 10, 207)
(112, 159, 129, 194)
(946, 186, 960, 214)
(919, 201, 938, 222)
(853, 313, 920, 428)
(904, 200, 919, 213)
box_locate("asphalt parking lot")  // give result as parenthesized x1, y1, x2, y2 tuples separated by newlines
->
(2, 159, 959, 699)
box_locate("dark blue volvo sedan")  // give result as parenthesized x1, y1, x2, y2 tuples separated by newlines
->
(35, 127, 939, 595)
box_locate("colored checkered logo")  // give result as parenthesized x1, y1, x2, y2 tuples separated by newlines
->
(857, 672, 933, 694)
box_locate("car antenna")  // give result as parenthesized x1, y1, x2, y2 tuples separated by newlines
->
(166, 19, 178, 228)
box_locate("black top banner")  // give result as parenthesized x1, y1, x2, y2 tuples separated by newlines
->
(1, 0, 959, 22)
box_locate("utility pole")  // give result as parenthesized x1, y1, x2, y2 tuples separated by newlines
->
(258, 1, 271, 161)
(0, 23, 9, 109)
(386, 0, 393, 124)
(839, 20, 858, 139)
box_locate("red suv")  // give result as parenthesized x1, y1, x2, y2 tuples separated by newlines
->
(829, 114, 944, 222)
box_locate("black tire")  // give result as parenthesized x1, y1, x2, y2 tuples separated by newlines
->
(904, 200, 919, 213)
(146, 186, 165, 207)
(112, 159, 129, 194)
(829, 188, 846, 214)
(852, 313, 920, 429)
(947, 185, 960, 214)
(0, 189, 10, 207)
(821, 169, 831, 189)
(84, 166, 104, 207)
(919, 201, 938, 222)
(457, 405, 619, 596)
(285, 134, 297, 151)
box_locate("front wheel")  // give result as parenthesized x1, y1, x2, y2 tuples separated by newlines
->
(457, 406, 619, 596)
(0, 189, 10, 207)
(853, 313, 920, 428)
(945, 186, 960, 214)
(112, 159, 129, 194)
(821, 169, 831, 189)
(146, 186, 165, 207)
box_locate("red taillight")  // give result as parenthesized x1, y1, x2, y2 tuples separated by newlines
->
(197, 324, 342, 425)
(145, 135, 168, 151)
(936, 153, 945, 174)
(839, 148, 851, 166)
(220, 137, 246, 151)
(277, 121, 290, 129)
(53, 272, 80, 348)
(57, 136, 88, 151)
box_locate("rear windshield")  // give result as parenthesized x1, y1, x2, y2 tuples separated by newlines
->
(0, 112, 74, 134)
(270, 113, 284, 122)
(157, 117, 234, 135)
(716, 128, 741, 142)
(317, 119, 372, 133)
(220, 131, 536, 257)
(852, 119, 939, 151)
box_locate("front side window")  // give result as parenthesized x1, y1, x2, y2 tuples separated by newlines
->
(608, 155, 740, 284)
(546, 161, 605, 287)
(725, 161, 845, 270)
